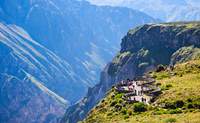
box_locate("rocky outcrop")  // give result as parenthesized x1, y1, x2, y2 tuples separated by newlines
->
(170, 46, 200, 65)
(61, 22, 200, 123)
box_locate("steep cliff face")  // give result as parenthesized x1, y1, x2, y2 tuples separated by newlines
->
(0, 0, 157, 91)
(62, 22, 200, 123)
(82, 47, 200, 123)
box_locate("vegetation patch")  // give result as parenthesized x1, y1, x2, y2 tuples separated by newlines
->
(133, 103, 148, 113)
(83, 58, 200, 123)
(164, 118, 177, 123)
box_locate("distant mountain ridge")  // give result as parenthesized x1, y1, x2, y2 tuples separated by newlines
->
(0, 23, 69, 123)
(0, 0, 157, 122)
(87, 0, 200, 22)
(0, 0, 157, 103)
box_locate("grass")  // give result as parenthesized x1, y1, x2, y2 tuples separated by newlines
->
(156, 73, 200, 103)
(82, 59, 200, 123)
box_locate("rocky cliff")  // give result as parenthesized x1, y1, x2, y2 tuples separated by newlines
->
(61, 22, 200, 123)
(0, 0, 157, 96)
(0, 1, 158, 122)
(82, 46, 200, 123)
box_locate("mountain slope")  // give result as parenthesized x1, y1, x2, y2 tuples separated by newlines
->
(83, 50, 200, 123)
(0, 22, 86, 123)
(0, 0, 157, 89)
(62, 22, 200, 123)
(87, 0, 200, 22)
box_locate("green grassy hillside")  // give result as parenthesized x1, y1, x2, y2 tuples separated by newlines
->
(82, 58, 200, 123)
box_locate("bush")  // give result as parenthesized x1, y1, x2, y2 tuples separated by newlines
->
(156, 65, 166, 72)
(165, 118, 177, 123)
(115, 104, 122, 111)
(156, 83, 162, 86)
(187, 103, 194, 109)
(154, 109, 168, 115)
(164, 102, 176, 109)
(164, 100, 185, 109)
(175, 100, 184, 108)
(194, 102, 200, 109)
(128, 109, 133, 115)
(133, 103, 147, 112)
(124, 115, 129, 119)
(155, 72, 170, 80)
(168, 109, 182, 114)
(107, 112, 113, 116)
(121, 108, 127, 115)
(161, 84, 173, 91)
(110, 101, 117, 107)
(101, 99, 105, 103)
(115, 93, 123, 99)
(187, 98, 193, 102)
(118, 99, 123, 103)
(166, 84, 173, 88)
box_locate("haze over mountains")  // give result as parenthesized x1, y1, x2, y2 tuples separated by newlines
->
(1, 0, 200, 123)
(0, 0, 157, 122)
(87, 0, 200, 21)
(0, 23, 67, 123)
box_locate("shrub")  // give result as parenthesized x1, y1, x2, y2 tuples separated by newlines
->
(115, 93, 123, 99)
(156, 83, 162, 86)
(133, 103, 147, 112)
(168, 109, 182, 114)
(156, 64, 166, 72)
(147, 105, 154, 111)
(155, 72, 170, 80)
(194, 102, 200, 109)
(164, 102, 176, 109)
(128, 109, 133, 115)
(124, 115, 129, 119)
(165, 118, 177, 123)
(101, 99, 105, 103)
(166, 84, 173, 88)
(154, 109, 168, 115)
(107, 112, 113, 116)
(187, 103, 194, 109)
(115, 104, 122, 111)
(161, 84, 173, 91)
(187, 98, 193, 102)
(110, 101, 117, 107)
(121, 108, 127, 115)
(175, 100, 184, 108)
(118, 99, 123, 103)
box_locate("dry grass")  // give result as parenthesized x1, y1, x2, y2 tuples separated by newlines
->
(83, 60, 200, 123)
